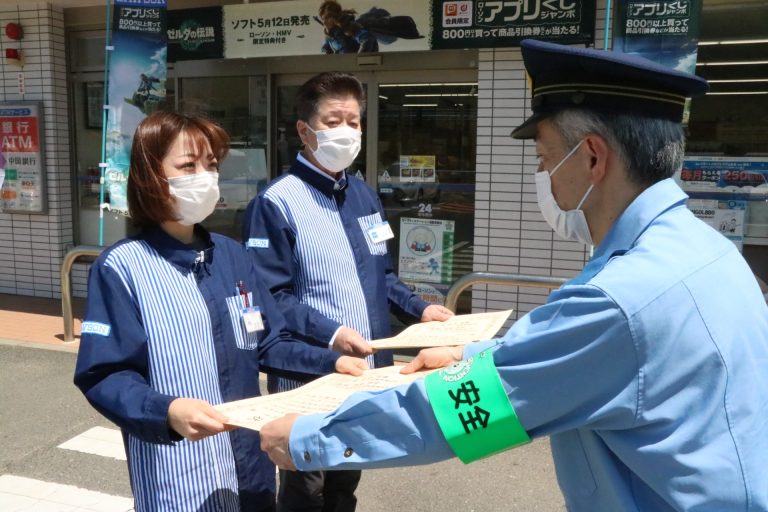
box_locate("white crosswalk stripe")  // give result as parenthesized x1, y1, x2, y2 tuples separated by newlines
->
(58, 427, 127, 461)
(0, 475, 133, 512)
(1, 427, 133, 511)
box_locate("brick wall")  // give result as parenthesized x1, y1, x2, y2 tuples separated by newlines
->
(0, 2, 72, 298)
(472, 1, 610, 320)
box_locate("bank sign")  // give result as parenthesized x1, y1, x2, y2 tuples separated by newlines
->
(432, 0, 596, 49)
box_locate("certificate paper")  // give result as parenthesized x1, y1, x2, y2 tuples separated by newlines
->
(369, 309, 513, 350)
(216, 366, 435, 432)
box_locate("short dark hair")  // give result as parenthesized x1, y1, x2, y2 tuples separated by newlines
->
(127, 111, 229, 229)
(295, 71, 366, 122)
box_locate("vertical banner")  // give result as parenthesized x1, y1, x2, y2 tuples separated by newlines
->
(105, 0, 168, 213)
(613, 0, 703, 123)
(0, 102, 46, 213)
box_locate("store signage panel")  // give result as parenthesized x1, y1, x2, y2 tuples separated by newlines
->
(431, 0, 596, 49)
(167, 7, 223, 62)
(676, 156, 768, 246)
(0, 102, 46, 214)
(224, 1, 430, 59)
(399, 217, 455, 285)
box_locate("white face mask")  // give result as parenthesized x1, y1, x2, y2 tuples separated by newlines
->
(306, 124, 362, 172)
(535, 140, 595, 245)
(167, 171, 220, 226)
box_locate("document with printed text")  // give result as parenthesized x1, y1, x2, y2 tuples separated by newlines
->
(216, 366, 436, 432)
(369, 309, 513, 350)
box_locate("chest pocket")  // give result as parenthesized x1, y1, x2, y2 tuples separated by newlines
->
(357, 212, 388, 256)
(224, 292, 261, 351)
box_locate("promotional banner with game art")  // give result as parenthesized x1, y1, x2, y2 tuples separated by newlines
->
(104, 0, 168, 213)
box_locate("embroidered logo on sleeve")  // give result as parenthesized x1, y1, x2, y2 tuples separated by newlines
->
(247, 238, 270, 249)
(81, 321, 111, 337)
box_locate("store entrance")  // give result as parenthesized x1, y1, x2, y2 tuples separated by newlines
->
(273, 70, 477, 313)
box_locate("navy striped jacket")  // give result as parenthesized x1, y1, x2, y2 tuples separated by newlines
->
(243, 157, 428, 391)
(74, 226, 339, 511)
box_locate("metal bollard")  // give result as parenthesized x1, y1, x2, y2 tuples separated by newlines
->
(61, 245, 104, 342)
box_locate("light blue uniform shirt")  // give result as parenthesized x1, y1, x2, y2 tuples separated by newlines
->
(289, 179, 768, 511)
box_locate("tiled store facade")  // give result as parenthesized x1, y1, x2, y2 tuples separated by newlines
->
(0, 0, 608, 318)
(0, 3, 73, 298)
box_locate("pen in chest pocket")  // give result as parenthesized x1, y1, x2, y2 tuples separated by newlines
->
(237, 280, 250, 307)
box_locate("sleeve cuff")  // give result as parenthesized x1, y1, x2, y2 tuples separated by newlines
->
(328, 326, 344, 348)
(144, 393, 178, 444)
(315, 316, 343, 345)
(462, 339, 502, 359)
(289, 413, 331, 471)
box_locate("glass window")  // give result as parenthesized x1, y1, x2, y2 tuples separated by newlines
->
(686, 0, 768, 282)
(72, 75, 175, 246)
(179, 76, 268, 241)
(377, 82, 477, 313)
(273, 84, 368, 180)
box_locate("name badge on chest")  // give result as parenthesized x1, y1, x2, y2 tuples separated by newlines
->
(242, 307, 264, 334)
(366, 221, 394, 244)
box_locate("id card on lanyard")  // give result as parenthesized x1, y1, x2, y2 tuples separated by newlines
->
(237, 280, 264, 334)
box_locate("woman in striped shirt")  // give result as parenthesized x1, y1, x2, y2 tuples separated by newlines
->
(74, 111, 366, 512)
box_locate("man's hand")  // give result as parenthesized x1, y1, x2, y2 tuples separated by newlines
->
(400, 346, 464, 374)
(260, 413, 300, 470)
(332, 326, 374, 357)
(421, 304, 454, 322)
(335, 355, 369, 376)
(167, 397, 234, 442)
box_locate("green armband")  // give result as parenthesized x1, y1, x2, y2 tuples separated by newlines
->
(425, 349, 530, 463)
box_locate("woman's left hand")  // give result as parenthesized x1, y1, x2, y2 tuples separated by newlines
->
(167, 397, 234, 442)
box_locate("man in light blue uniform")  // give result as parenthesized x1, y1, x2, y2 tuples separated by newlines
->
(259, 40, 768, 511)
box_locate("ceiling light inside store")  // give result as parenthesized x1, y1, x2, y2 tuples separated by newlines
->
(698, 38, 768, 45)
(706, 91, 768, 95)
(379, 83, 477, 88)
(402, 103, 438, 107)
(404, 93, 477, 97)
(697, 60, 768, 66)
(707, 78, 768, 83)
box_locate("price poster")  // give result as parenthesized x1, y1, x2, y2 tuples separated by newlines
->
(687, 198, 746, 250)
(0, 102, 46, 213)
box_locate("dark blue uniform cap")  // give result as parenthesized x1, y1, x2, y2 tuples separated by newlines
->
(511, 39, 710, 139)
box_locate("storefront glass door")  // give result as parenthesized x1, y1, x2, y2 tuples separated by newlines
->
(376, 82, 477, 313)
(273, 72, 477, 313)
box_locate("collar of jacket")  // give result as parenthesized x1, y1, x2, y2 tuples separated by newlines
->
(139, 225, 215, 273)
(567, 178, 688, 286)
(290, 159, 348, 197)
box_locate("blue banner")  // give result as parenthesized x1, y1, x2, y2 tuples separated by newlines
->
(104, 0, 167, 213)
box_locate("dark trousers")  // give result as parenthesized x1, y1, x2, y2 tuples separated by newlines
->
(276, 468, 361, 512)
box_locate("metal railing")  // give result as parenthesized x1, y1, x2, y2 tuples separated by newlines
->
(61, 245, 104, 342)
(444, 272, 567, 312)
